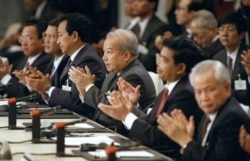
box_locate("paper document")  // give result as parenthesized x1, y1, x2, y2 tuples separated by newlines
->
(53, 135, 120, 146)
(89, 150, 154, 158)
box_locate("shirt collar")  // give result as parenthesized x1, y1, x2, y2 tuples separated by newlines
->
(165, 79, 180, 95)
(207, 112, 218, 123)
(70, 45, 85, 62)
(27, 53, 42, 65)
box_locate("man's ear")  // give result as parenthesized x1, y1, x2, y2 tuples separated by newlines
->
(177, 63, 186, 75)
(72, 31, 79, 42)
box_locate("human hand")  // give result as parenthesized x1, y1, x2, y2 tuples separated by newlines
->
(68, 66, 95, 96)
(0, 58, 12, 79)
(241, 49, 250, 76)
(239, 125, 250, 154)
(98, 90, 130, 121)
(25, 70, 51, 97)
(117, 78, 140, 112)
(157, 110, 193, 147)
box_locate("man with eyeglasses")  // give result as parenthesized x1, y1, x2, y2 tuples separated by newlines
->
(25, 18, 69, 103)
(98, 36, 204, 160)
(0, 18, 52, 98)
(214, 11, 250, 107)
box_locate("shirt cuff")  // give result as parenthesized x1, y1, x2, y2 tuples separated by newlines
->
(86, 84, 94, 92)
(46, 86, 55, 97)
(1, 74, 12, 85)
(79, 94, 84, 103)
(122, 113, 137, 130)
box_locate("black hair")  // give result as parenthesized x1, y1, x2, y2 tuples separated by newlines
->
(162, 36, 206, 73)
(59, 13, 90, 42)
(188, 1, 205, 12)
(48, 17, 60, 27)
(218, 11, 248, 34)
(23, 19, 48, 39)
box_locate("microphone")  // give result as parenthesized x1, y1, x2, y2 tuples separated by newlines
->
(7, 94, 37, 130)
(8, 93, 37, 103)
(54, 119, 86, 156)
(29, 106, 61, 143)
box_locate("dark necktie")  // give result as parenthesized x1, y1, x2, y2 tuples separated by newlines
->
(156, 88, 169, 116)
(60, 59, 72, 82)
(227, 55, 233, 78)
(132, 23, 140, 39)
(107, 74, 118, 90)
(50, 64, 55, 79)
(201, 116, 211, 142)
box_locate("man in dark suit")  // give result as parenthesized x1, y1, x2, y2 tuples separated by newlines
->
(69, 29, 156, 134)
(157, 60, 250, 161)
(213, 11, 250, 106)
(130, 0, 169, 72)
(98, 36, 204, 160)
(189, 9, 224, 59)
(24, 13, 106, 113)
(0, 19, 52, 98)
(25, 18, 68, 104)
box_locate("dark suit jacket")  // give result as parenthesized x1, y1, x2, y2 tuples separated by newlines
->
(128, 76, 203, 159)
(48, 44, 106, 112)
(131, 14, 169, 72)
(204, 38, 224, 59)
(45, 55, 69, 88)
(35, 54, 69, 104)
(182, 97, 250, 161)
(81, 59, 156, 134)
(3, 52, 52, 98)
(213, 43, 250, 106)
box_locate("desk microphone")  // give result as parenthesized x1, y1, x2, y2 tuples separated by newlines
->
(54, 119, 86, 157)
(30, 106, 61, 143)
(7, 94, 37, 130)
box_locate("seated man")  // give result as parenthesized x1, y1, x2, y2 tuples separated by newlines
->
(98, 36, 204, 159)
(23, 13, 106, 113)
(68, 29, 156, 134)
(157, 60, 250, 161)
(0, 19, 52, 98)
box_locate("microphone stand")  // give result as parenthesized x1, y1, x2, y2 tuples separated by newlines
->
(55, 119, 85, 157)
(7, 94, 37, 130)
(30, 109, 57, 144)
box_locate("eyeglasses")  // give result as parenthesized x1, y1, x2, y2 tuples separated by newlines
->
(42, 32, 57, 40)
(18, 36, 32, 43)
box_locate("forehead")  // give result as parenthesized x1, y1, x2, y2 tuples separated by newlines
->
(46, 26, 57, 32)
(22, 25, 38, 36)
(58, 20, 67, 31)
(104, 37, 119, 48)
(160, 46, 175, 58)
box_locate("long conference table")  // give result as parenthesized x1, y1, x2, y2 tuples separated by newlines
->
(0, 103, 174, 161)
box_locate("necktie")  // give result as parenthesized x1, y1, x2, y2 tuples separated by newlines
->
(156, 88, 169, 116)
(107, 74, 118, 90)
(50, 64, 55, 79)
(201, 116, 211, 144)
(132, 23, 140, 39)
(60, 59, 72, 82)
(227, 55, 233, 78)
